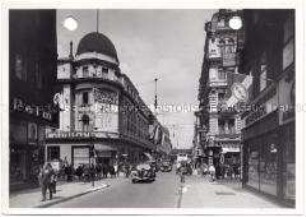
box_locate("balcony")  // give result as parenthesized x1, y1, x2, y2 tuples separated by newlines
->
(46, 129, 119, 140)
(215, 133, 241, 140)
(57, 71, 124, 87)
(46, 129, 155, 149)
(209, 72, 227, 87)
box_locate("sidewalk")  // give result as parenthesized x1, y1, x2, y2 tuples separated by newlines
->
(179, 175, 283, 208)
(9, 178, 124, 208)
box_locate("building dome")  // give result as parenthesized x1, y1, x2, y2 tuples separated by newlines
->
(76, 32, 118, 61)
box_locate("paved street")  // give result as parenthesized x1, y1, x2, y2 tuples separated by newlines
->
(51, 172, 179, 208)
(47, 171, 282, 208)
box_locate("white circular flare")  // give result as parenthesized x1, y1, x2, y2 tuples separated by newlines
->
(229, 16, 242, 30)
(63, 16, 78, 31)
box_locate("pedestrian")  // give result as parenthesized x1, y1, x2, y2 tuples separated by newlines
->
(208, 164, 216, 182)
(109, 164, 116, 178)
(227, 165, 233, 180)
(102, 163, 108, 178)
(89, 163, 96, 182)
(50, 171, 57, 194)
(83, 165, 90, 182)
(114, 162, 118, 178)
(39, 163, 55, 201)
(233, 163, 239, 179)
(96, 164, 102, 180)
(75, 165, 83, 181)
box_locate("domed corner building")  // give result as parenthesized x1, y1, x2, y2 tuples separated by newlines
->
(45, 32, 163, 168)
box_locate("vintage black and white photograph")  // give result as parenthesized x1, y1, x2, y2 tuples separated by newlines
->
(1, 1, 304, 215)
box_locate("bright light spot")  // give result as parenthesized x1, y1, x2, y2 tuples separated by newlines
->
(63, 16, 78, 31)
(229, 16, 242, 30)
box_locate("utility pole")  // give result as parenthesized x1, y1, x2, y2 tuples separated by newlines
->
(96, 9, 99, 33)
(154, 78, 159, 115)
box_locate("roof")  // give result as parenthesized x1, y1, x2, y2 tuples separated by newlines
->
(76, 32, 118, 61)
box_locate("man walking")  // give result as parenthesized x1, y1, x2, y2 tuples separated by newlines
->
(209, 164, 216, 182)
(40, 163, 55, 201)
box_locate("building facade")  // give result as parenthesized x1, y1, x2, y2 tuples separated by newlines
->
(9, 10, 58, 190)
(239, 10, 295, 206)
(46, 32, 171, 167)
(196, 10, 250, 169)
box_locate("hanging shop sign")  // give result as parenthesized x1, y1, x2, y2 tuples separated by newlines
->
(11, 97, 53, 121)
(28, 122, 38, 144)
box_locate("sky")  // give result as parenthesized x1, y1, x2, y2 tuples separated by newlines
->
(57, 9, 216, 149)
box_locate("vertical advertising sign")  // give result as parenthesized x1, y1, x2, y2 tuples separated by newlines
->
(93, 88, 119, 132)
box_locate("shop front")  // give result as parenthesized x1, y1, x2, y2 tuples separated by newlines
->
(244, 132, 279, 196)
(242, 109, 294, 206)
(279, 119, 295, 205)
(9, 118, 47, 191)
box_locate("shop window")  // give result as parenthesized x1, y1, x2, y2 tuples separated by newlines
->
(284, 126, 295, 200)
(259, 143, 278, 196)
(47, 146, 60, 161)
(247, 147, 260, 190)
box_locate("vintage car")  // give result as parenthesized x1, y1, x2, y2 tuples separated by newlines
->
(160, 161, 172, 172)
(130, 162, 156, 183)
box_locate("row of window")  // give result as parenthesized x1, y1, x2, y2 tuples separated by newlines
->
(82, 65, 109, 78)
(121, 98, 150, 140)
(218, 119, 236, 135)
(13, 54, 44, 89)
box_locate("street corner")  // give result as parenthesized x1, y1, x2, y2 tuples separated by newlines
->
(86, 183, 110, 192)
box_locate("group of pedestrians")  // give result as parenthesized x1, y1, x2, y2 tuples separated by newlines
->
(74, 163, 118, 182)
(199, 163, 241, 181)
(38, 161, 133, 201)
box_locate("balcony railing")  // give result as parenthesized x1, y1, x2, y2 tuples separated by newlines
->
(215, 133, 241, 140)
(209, 75, 227, 87)
(46, 129, 119, 139)
(46, 129, 155, 148)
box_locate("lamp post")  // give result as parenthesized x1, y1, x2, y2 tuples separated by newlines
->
(89, 144, 95, 187)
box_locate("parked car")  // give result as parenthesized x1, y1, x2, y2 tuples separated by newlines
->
(160, 161, 172, 172)
(130, 162, 156, 183)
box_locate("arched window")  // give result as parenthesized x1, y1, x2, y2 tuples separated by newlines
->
(81, 114, 90, 131)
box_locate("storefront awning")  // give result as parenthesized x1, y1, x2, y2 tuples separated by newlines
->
(94, 144, 117, 152)
(222, 147, 240, 154)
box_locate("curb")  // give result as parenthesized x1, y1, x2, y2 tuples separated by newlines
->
(35, 184, 110, 208)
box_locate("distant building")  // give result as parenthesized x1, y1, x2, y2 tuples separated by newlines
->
(239, 9, 295, 206)
(9, 10, 58, 190)
(46, 32, 171, 167)
(196, 10, 250, 168)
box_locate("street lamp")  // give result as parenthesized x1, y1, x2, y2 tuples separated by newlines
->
(89, 144, 95, 187)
